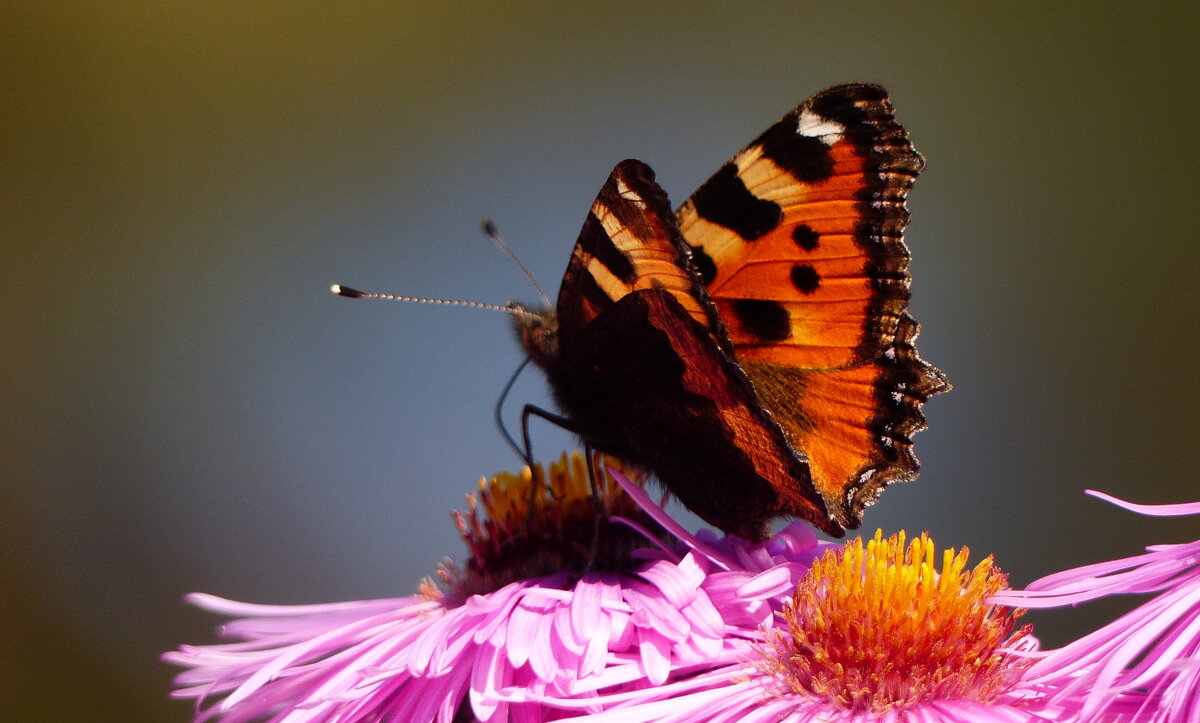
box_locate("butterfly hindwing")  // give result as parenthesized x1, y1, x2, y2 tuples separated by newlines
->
(676, 83, 949, 527)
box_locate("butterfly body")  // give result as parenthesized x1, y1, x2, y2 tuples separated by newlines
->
(514, 84, 948, 540)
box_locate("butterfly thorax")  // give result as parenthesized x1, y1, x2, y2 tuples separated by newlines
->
(510, 302, 559, 370)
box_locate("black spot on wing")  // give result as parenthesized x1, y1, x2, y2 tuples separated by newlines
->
(690, 163, 782, 240)
(688, 244, 717, 286)
(578, 212, 637, 284)
(732, 299, 791, 342)
(790, 264, 820, 294)
(753, 119, 834, 183)
(792, 224, 820, 251)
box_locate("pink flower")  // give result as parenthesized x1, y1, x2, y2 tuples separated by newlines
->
(540, 529, 1047, 722)
(538, 492, 1200, 722)
(164, 454, 833, 722)
(168, 452, 1200, 722)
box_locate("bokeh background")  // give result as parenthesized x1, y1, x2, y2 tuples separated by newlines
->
(3, 3, 1198, 719)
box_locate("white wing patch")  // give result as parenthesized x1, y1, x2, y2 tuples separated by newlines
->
(797, 109, 844, 144)
(614, 176, 644, 203)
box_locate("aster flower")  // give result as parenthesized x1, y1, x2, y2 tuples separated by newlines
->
(538, 490, 1200, 723)
(164, 452, 834, 722)
(542, 528, 1046, 722)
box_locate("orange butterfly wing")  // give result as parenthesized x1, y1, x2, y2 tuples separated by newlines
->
(676, 84, 949, 528)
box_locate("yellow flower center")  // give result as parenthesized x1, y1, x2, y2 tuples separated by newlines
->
(763, 530, 1029, 714)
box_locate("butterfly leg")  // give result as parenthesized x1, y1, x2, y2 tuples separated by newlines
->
(582, 444, 606, 571)
(519, 404, 578, 468)
(519, 405, 611, 569)
(493, 357, 533, 462)
(519, 404, 579, 525)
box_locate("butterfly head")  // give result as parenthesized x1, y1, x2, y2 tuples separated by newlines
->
(509, 302, 559, 370)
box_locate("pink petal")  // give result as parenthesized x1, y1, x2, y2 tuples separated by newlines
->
(637, 632, 671, 685)
(1086, 490, 1200, 517)
(570, 574, 604, 644)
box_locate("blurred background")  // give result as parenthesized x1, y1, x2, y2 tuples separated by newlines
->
(3, 3, 1198, 719)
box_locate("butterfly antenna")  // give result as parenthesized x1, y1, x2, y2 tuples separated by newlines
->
(482, 219, 551, 307)
(330, 284, 542, 322)
(494, 356, 532, 459)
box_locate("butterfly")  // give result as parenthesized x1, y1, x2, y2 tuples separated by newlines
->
(511, 84, 949, 540)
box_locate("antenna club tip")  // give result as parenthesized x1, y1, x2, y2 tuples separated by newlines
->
(331, 284, 365, 298)
(482, 218, 498, 236)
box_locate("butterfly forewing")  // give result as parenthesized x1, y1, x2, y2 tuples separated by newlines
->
(556, 160, 723, 351)
(675, 83, 948, 528)
(678, 84, 922, 366)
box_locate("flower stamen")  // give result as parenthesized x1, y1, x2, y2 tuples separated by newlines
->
(763, 530, 1031, 714)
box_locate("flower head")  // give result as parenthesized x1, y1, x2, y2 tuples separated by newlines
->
(547, 493, 1200, 723)
(445, 451, 660, 600)
(164, 453, 833, 722)
(549, 530, 1041, 722)
(765, 530, 1031, 714)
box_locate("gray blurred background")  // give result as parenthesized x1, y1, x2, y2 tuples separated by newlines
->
(3, 3, 1198, 719)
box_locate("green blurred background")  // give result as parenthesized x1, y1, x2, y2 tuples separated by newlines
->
(3, 3, 1197, 719)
